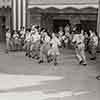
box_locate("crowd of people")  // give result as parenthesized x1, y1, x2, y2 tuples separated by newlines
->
(5, 24, 99, 66)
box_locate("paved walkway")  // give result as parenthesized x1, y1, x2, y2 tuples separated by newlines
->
(0, 43, 100, 100)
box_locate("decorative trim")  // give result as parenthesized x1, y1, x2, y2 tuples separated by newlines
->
(28, 4, 98, 9)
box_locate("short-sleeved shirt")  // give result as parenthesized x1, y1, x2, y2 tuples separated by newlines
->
(25, 32, 31, 42)
(50, 37, 61, 48)
(58, 31, 64, 36)
(44, 35, 50, 43)
(6, 32, 11, 40)
(72, 34, 84, 45)
(31, 33, 40, 43)
(13, 33, 19, 40)
(90, 35, 98, 46)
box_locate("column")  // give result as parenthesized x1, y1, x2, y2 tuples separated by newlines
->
(18, 0, 21, 30)
(27, 9, 31, 28)
(97, 0, 100, 52)
(97, 0, 100, 38)
(22, 0, 27, 28)
(12, 0, 27, 30)
(6, 15, 10, 28)
(12, 0, 16, 30)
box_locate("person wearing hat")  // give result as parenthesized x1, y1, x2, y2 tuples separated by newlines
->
(5, 28, 13, 53)
(72, 28, 87, 66)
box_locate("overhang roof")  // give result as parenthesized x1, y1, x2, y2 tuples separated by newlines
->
(28, 0, 98, 9)
(28, 0, 98, 5)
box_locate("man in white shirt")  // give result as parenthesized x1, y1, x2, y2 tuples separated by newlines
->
(72, 29, 87, 66)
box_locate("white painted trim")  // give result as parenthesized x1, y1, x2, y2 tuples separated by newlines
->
(28, 4, 98, 9)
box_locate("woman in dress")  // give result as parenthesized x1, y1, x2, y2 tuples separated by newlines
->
(48, 33, 61, 65)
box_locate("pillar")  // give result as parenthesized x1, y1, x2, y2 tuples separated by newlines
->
(97, 0, 100, 37)
(12, 0, 16, 30)
(12, 0, 27, 31)
(97, 0, 100, 52)
(6, 15, 10, 28)
(26, 9, 30, 28)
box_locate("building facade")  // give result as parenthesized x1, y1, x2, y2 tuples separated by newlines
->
(0, 0, 11, 41)
(0, 0, 99, 40)
(27, 0, 98, 33)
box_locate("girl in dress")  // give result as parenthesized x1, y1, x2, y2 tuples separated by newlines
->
(48, 33, 61, 65)
(58, 26, 64, 47)
(38, 29, 50, 63)
(5, 28, 13, 53)
(12, 30, 20, 51)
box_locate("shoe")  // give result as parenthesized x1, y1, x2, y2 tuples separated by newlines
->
(5, 51, 8, 54)
(82, 63, 87, 66)
(28, 55, 32, 58)
(79, 60, 83, 65)
(25, 53, 28, 56)
(38, 60, 44, 64)
(35, 56, 40, 60)
(54, 62, 58, 66)
(47, 60, 51, 63)
(47, 58, 52, 63)
(90, 57, 96, 60)
(32, 55, 36, 59)
(96, 76, 100, 80)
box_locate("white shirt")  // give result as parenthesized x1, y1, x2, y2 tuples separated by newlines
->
(58, 31, 63, 36)
(20, 29, 25, 35)
(20, 30, 26, 38)
(25, 32, 31, 42)
(72, 34, 84, 45)
(50, 37, 61, 48)
(94, 36, 98, 46)
(31, 32, 40, 43)
(90, 35, 98, 46)
(13, 33, 19, 40)
(6, 32, 11, 40)
(44, 35, 50, 43)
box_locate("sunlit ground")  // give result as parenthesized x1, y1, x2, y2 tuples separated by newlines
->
(0, 43, 100, 100)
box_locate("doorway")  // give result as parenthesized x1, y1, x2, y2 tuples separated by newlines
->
(0, 16, 6, 41)
(53, 19, 70, 33)
(80, 20, 97, 32)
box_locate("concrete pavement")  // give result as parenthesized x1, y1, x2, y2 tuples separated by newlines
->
(0, 45, 100, 100)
